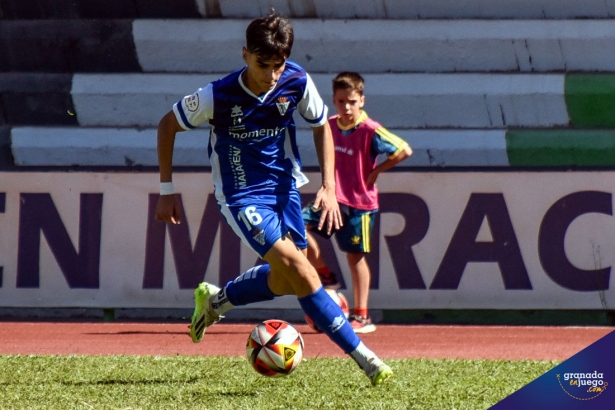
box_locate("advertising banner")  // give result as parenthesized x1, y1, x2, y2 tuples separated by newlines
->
(0, 171, 613, 310)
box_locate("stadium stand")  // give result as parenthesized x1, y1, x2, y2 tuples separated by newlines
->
(3, 0, 615, 167)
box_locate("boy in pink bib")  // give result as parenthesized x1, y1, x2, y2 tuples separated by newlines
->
(303, 72, 413, 333)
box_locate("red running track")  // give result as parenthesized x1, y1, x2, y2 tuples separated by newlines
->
(0, 322, 612, 361)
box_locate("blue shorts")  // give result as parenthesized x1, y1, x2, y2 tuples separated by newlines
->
(302, 202, 377, 254)
(220, 189, 307, 258)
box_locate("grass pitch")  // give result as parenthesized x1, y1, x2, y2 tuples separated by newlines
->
(0, 355, 557, 409)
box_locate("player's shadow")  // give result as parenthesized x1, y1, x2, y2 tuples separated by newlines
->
(83, 331, 187, 335)
(215, 391, 259, 398)
(82, 329, 261, 335)
(59, 377, 200, 386)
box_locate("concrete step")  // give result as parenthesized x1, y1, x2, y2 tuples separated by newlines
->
(0, 20, 139, 72)
(9, 127, 509, 167)
(2, 0, 615, 19)
(5, 19, 615, 73)
(213, 0, 615, 19)
(0, 0, 201, 19)
(134, 19, 615, 73)
(0, 73, 77, 126)
(10, 72, 615, 130)
(70, 73, 568, 129)
(13, 126, 615, 168)
(9, 127, 208, 167)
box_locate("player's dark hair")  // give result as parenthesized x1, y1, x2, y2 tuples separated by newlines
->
(332, 72, 365, 96)
(245, 12, 294, 60)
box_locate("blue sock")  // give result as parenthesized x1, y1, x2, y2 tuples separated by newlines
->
(224, 264, 276, 306)
(299, 287, 360, 354)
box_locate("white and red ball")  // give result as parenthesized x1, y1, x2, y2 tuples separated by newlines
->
(304, 289, 350, 332)
(246, 319, 304, 377)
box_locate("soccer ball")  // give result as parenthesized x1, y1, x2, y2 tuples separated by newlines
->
(246, 319, 304, 377)
(304, 289, 350, 332)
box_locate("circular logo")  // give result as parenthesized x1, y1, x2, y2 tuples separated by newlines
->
(186, 93, 199, 112)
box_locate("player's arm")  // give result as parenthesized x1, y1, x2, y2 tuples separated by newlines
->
(367, 144, 412, 186)
(155, 85, 212, 224)
(155, 110, 185, 225)
(312, 121, 342, 234)
(367, 127, 413, 187)
(297, 73, 342, 233)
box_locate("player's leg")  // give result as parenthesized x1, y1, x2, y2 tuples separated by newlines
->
(190, 260, 298, 343)
(192, 192, 392, 385)
(265, 236, 324, 296)
(266, 191, 331, 297)
(271, 193, 391, 385)
(190, 201, 295, 342)
(336, 208, 378, 333)
(305, 230, 326, 270)
(302, 203, 341, 289)
(264, 236, 390, 385)
(347, 252, 376, 333)
(189, 264, 282, 343)
(305, 230, 340, 289)
(190, 192, 326, 340)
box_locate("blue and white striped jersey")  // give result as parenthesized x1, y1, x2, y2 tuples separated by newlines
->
(173, 61, 327, 206)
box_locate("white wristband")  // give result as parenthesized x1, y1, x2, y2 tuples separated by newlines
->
(160, 182, 175, 195)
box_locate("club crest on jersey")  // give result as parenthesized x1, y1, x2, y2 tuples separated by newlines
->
(276, 97, 290, 116)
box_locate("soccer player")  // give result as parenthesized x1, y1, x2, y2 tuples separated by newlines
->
(155, 13, 392, 386)
(303, 72, 413, 334)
